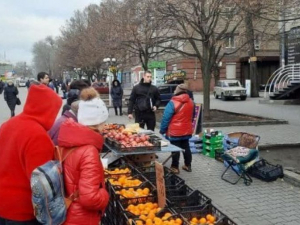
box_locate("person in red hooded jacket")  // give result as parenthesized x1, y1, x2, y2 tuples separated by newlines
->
(0, 84, 62, 224)
(57, 87, 109, 225)
(159, 83, 195, 174)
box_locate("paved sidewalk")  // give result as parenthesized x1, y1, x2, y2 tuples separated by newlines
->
(107, 113, 300, 225)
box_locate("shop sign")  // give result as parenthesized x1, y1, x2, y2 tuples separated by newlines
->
(164, 70, 186, 82)
(193, 103, 203, 135)
(155, 161, 166, 208)
(148, 61, 166, 69)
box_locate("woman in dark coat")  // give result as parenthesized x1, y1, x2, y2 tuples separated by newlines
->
(111, 79, 123, 116)
(4, 80, 19, 117)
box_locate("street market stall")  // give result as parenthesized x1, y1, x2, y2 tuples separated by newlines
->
(100, 123, 237, 225)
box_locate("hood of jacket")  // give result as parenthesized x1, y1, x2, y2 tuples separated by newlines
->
(58, 119, 103, 151)
(172, 92, 190, 103)
(112, 79, 121, 87)
(21, 84, 62, 131)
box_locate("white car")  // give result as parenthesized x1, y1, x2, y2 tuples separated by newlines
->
(18, 80, 27, 87)
(214, 80, 247, 101)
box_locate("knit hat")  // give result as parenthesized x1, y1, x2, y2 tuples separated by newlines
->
(78, 98, 109, 126)
(174, 83, 189, 95)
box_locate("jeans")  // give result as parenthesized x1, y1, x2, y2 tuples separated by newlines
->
(135, 111, 156, 131)
(0, 217, 41, 225)
(170, 139, 192, 168)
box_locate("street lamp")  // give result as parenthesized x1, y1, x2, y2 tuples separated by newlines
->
(103, 58, 117, 106)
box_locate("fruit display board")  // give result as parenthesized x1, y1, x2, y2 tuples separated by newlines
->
(101, 158, 237, 225)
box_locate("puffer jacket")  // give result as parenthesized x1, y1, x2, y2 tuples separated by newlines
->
(159, 92, 194, 140)
(58, 119, 109, 225)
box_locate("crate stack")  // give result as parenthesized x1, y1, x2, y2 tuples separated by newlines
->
(189, 135, 202, 154)
(102, 159, 237, 225)
(202, 131, 224, 159)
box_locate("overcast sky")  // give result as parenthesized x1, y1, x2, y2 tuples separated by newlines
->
(0, 0, 100, 65)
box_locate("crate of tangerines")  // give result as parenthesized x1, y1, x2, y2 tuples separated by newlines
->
(122, 203, 185, 225)
(180, 203, 237, 225)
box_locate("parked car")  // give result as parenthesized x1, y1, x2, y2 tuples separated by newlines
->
(92, 82, 109, 94)
(214, 80, 247, 101)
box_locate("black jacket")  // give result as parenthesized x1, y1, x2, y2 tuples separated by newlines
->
(0, 81, 4, 94)
(111, 80, 123, 100)
(4, 84, 18, 107)
(128, 79, 161, 114)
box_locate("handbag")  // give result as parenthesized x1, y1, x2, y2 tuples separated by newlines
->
(16, 97, 21, 105)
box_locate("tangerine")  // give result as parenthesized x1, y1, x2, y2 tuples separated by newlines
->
(199, 217, 207, 224)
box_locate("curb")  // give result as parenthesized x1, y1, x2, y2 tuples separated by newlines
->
(203, 119, 288, 127)
(283, 170, 300, 187)
(259, 143, 300, 150)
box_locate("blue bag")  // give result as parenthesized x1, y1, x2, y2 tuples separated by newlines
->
(31, 147, 77, 225)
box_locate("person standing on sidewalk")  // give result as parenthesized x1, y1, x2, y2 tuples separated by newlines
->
(111, 79, 123, 116)
(0, 84, 62, 225)
(159, 83, 194, 174)
(128, 71, 161, 131)
(3, 80, 19, 117)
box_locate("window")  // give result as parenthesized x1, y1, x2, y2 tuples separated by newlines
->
(216, 81, 222, 87)
(225, 35, 235, 48)
(159, 86, 170, 94)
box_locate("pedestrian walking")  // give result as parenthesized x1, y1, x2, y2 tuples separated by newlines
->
(111, 79, 123, 116)
(61, 81, 68, 99)
(26, 79, 30, 89)
(0, 84, 62, 224)
(62, 80, 89, 114)
(53, 78, 59, 94)
(57, 87, 109, 225)
(159, 83, 195, 174)
(3, 80, 19, 117)
(0, 80, 4, 94)
(128, 70, 161, 131)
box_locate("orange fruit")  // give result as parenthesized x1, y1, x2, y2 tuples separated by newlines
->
(140, 214, 148, 221)
(191, 217, 198, 223)
(136, 221, 143, 225)
(175, 218, 182, 225)
(199, 217, 207, 224)
(146, 218, 153, 225)
(208, 215, 216, 223)
(164, 212, 172, 218)
(148, 212, 156, 220)
(143, 188, 150, 195)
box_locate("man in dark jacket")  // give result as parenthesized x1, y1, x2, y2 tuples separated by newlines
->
(128, 71, 161, 131)
(0, 80, 4, 94)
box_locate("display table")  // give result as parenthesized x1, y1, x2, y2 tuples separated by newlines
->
(102, 141, 182, 165)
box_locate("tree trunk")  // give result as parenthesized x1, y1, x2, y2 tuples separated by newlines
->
(213, 66, 220, 86)
(202, 61, 211, 119)
(245, 12, 259, 97)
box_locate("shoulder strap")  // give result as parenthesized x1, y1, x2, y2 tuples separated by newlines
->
(55, 146, 77, 163)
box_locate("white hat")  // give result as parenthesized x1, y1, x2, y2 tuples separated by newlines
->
(78, 98, 109, 126)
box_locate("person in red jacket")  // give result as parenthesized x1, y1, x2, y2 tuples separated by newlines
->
(159, 83, 195, 174)
(0, 84, 62, 224)
(57, 87, 109, 225)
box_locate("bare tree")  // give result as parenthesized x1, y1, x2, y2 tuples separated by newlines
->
(153, 0, 243, 118)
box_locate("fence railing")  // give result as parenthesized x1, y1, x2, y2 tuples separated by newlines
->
(264, 64, 300, 98)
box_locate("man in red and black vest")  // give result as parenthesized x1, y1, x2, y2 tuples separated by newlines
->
(160, 83, 195, 174)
